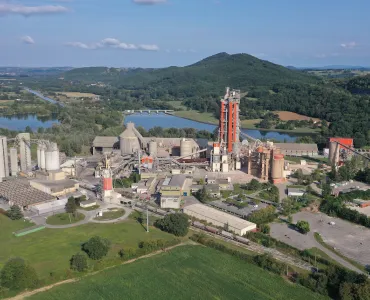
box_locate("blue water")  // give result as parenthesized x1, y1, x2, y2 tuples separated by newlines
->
(0, 114, 59, 131)
(124, 113, 299, 142)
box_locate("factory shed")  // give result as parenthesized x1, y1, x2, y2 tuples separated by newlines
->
(0, 180, 55, 210)
(287, 187, 306, 197)
(275, 143, 319, 157)
(30, 198, 68, 215)
(205, 184, 221, 198)
(92, 136, 119, 155)
(30, 179, 79, 197)
(183, 203, 256, 236)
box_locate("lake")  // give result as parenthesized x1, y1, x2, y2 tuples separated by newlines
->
(0, 114, 59, 131)
(124, 113, 300, 142)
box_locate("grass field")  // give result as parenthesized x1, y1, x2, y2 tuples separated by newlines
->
(0, 214, 175, 279)
(30, 246, 328, 300)
(274, 111, 321, 122)
(174, 110, 219, 124)
(94, 208, 125, 221)
(46, 212, 85, 225)
(57, 92, 97, 98)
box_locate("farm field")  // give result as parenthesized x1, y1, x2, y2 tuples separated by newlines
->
(274, 111, 321, 122)
(29, 246, 328, 300)
(0, 214, 175, 279)
(57, 92, 97, 98)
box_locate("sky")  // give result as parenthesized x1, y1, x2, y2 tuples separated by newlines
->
(0, 0, 369, 68)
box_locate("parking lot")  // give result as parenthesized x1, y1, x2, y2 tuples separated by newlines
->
(210, 199, 268, 218)
(271, 211, 370, 266)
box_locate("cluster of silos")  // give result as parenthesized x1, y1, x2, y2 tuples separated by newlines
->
(0, 136, 9, 180)
(180, 138, 194, 158)
(37, 142, 60, 171)
(120, 122, 140, 155)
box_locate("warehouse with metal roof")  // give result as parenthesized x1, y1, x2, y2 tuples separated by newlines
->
(183, 203, 256, 236)
(275, 143, 319, 157)
(0, 180, 55, 210)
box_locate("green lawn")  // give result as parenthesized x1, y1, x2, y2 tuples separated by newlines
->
(30, 246, 328, 300)
(94, 208, 125, 221)
(46, 212, 85, 225)
(0, 214, 176, 280)
(174, 110, 219, 125)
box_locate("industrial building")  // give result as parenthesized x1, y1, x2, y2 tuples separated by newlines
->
(183, 203, 257, 236)
(0, 180, 55, 210)
(159, 175, 190, 209)
(274, 143, 319, 157)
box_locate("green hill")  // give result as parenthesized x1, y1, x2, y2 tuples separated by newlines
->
(63, 52, 318, 95)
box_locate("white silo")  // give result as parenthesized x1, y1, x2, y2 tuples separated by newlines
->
(37, 145, 41, 169)
(0, 136, 7, 179)
(45, 143, 60, 171)
(40, 144, 46, 170)
(18, 133, 31, 171)
(10, 147, 18, 176)
(120, 123, 140, 155)
(180, 138, 193, 158)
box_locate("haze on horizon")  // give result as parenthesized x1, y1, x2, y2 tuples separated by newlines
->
(0, 0, 369, 68)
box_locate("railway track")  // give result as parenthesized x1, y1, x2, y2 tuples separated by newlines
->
(191, 226, 314, 271)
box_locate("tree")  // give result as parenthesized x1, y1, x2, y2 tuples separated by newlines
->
(25, 126, 33, 134)
(296, 220, 310, 234)
(70, 253, 88, 272)
(82, 236, 111, 260)
(155, 213, 189, 237)
(322, 183, 332, 198)
(198, 178, 205, 185)
(0, 258, 38, 291)
(7, 205, 23, 220)
(195, 186, 210, 203)
(65, 196, 77, 214)
(260, 224, 270, 234)
(248, 179, 261, 191)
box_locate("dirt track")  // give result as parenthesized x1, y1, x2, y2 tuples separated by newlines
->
(7, 242, 190, 300)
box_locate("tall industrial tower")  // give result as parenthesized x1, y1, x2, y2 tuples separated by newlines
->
(219, 87, 240, 153)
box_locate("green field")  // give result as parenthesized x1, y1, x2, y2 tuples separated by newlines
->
(94, 208, 125, 221)
(0, 214, 175, 279)
(30, 246, 328, 300)
(46, 212, 85, 225)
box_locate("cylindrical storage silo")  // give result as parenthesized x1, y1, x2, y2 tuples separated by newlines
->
(10, 147, 18, 176)
(271, 154, 284, 180)
(180, 138, 193, 158)
(120, 123, 140, 155)
(0, 137, 5, 179)
(40, 145, 46, 170)
(149, 141, 158, 157)
(46, 143, 60, 171)
(328, 141, 339, 165)
(37, 145, 41, 169)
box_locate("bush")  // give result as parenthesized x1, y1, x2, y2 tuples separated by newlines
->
(296, 220, 310, 234)
(6, 205, 23, 220)
(260, 224, 270, 234)
(82, 236, 111, 260)
(70, 252, 88, 272)
(0, 257, 39, 291)
(155, 213, 189, 237)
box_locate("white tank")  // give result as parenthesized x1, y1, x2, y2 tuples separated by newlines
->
(180, 138, 193, 158)
(17, 133, 31, 171)
(10, 147, 18, 176)
(149, 141, 157, 157)
(45, 142, 60, 171)
(0, 136, 6, 179)
(37, 145, 41, 168)
(40, 145, 46, 170)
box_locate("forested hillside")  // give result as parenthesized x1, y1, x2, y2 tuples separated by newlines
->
(58, 53, 370, 147)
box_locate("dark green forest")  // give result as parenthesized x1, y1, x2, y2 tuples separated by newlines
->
(22, 52, 370, 147)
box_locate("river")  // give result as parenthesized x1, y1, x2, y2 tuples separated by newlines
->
(124, 113, 300, 142)
(0, 114, 59, 131)
(24, 88, 64, 106)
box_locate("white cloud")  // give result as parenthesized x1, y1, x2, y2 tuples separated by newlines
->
(0, 3, 69, 16)
(66, 38, 159, 51)
(21, 35, 35, 44)
(340, 42, 357, 49)
(133, 0, 167, 4)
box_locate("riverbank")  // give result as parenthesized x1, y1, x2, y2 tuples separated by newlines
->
(173, 110, 319, 135)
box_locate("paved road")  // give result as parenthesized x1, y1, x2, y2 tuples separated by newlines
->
(29, 202, 132, 229)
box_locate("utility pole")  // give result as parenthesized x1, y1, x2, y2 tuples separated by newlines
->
(146, 206, 149, 233)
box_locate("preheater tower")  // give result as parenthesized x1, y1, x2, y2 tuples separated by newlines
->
(219, 87, 240, 153)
